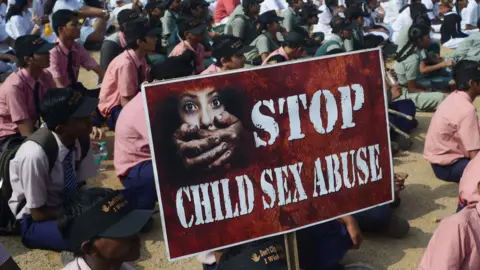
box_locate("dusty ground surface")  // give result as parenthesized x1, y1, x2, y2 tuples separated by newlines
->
(0, 50, 464, 269)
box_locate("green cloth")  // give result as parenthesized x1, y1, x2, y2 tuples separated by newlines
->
(315, 35, 347, 56)
(244, 31, 280, 62)
(394, 50, 423, 85)
(224, 5, 258, 44)
(281, 8, 301, 32)
(454, 32, 480, 61)
(394, 88, 446, 112)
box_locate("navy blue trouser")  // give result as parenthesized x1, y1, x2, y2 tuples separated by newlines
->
(431, 158, 470, 183)
(123, 160, 157, 210)
(20, 215, 73, 251)
(105, 105, 123, 131)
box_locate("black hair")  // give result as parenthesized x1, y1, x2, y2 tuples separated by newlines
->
(40, 87, 73, 130)
(394, 23, 430, 63)
(6, 0, 29, 22)
(180, 0, 206, 17)
(413, 13, 431, 26)
(453, 60, 480, 90)
(213, 56, 232, 67)
(150, 49, 196, 79)
(399, 2, 425, 15)
(57, 188, 116, 253)
(126, 38, 144, 49)
(52, 10, 78, 36)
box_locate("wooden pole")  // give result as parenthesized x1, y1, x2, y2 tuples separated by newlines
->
(284, 232, 300, 270)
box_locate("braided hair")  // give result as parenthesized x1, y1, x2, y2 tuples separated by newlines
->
(394, 23, 430, 63)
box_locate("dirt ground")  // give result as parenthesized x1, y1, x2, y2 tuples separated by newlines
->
(0, 50, 465, 270)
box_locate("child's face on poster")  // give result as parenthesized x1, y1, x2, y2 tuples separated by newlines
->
(178, 88, 226, 130)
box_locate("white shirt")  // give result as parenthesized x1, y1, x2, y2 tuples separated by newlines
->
(392, 6, 412, 42)
(313, 5, 333, 38)
(462, 0, 479, 28)
(63, 257, 135, 270)
(53, 0, 84, 13)
(260, 0, 288, 14)
(5, 11, 34, 40)
(8, 131, 97, 219)
(422, 0, 439, 20)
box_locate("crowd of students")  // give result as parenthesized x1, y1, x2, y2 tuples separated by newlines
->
(0, 0, 478, 268)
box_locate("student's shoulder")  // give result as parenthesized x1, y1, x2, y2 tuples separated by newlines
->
(439, 205, 479, 233)
(12, 140, 51, 164)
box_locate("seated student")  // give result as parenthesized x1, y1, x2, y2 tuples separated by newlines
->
(440, 1, 468, 49)
(391, 3, 427, 43)
(298, 3, 322, 55)
(8, 87, 97, 251)
(314, 17, 354, 56)
(224, 0, 263, 45)
(161, 0, 182, 49)
(169, 17, 207, 74)
(0, 35, 56, 147)
(99, 9, 140, 70)
(244, 10, 283, 65)
(281, 0, 303, 32)
(455, 31, 480, 62)
(344, 6, 371, 51)
(5, 0, 42, 41)
(459, 0, 479, 32)
(52, 0, 111, 45)
(0, 243, 20, 270)
(419, 184, 480, 269)
(99, 18, 158, 131)
(393, 23, 448, 111)
(312, 0, 337, 40)
(49, 10, 105, 89)
(201, 35, 250, 74)
(150, 49, 196, 79)
(424, 60, 480, 183)
(213, 0, 239, 25)
(393, 3, 428, 50)
(143, 1, 169, 65)
(261, 31, 305, 65)
(58, 188, 153, 270)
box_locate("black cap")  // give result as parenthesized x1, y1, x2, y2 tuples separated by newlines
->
(242, 0, 264, 8)
(212, 35, 253, 61)
(52, 9, 78, 33)
(330, 17, 355, 33)
(117, 9, 141, 26)
(283, 31, 306, 47)
(303, 3, 321, 16)
(344, 6, 369, 19)
(65, 190, 153, 248)
(177, 17, 207, 36)
(123, 18, 162, 44)
(15, 35, 56, 60)
(145, 0, 170, 10)
(453, 60, 480, 86)
(41, 88, 99, 128)
(258, 10, 284, 25)
(217, 238, 288, 270)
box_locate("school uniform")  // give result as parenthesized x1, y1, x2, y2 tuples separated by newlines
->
(161, 9, 178, 48)
(5, 11, 34, 40)
(458, 154, 480, 212)
(0, 69, 55, 142)
(281, 7, 300, 32)
(391, 6, 412, 43)
(169, 40, 206, 74)
(99, 31, 127, 70)
(393, 51, 447, 111)
(260, 0, 287, 14)
(52, 0, 97, 44)
(98, 49, 147, 130)
(421, 0, 439, 20)
(200, 63, 222, 74)
(224, 5, 259, 45)
(261, 46, 289, 65)
(440, 12, 468, 49)
(244, 31, 280, 65)
(313, 5, 333, 40)
(63, 257, 135, 270)
(314, 34, 347, 56)
(424, 91, 480, 182)
(454, 32, 480, 61)
(48, 40, 99, 87)
(8, 131, 96, 251)
(419, 203, 480, 269)
(461, 0, 479, 30)
(114, 94, 156, 210)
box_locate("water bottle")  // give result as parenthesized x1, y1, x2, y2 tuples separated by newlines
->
(94, 141, 108, 171)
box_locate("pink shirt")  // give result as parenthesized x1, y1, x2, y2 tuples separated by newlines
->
(419, 203, 480, 270)
(48, 40, 99, 87)
(169, 40, 205, 74)
(114, 94, 151, 177)
(459, 154, 480, 204)
(262, 47, 290, 65)
(200, 64, 222, 75)
(424, 91, 480, 165)
(98, 49, 147, 117)
(0, 69, 55, 140)
(214, 0, 240, 23)
(118, 31, 127, 48)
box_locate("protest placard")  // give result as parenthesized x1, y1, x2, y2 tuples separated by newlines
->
(142, 48, 394, 260)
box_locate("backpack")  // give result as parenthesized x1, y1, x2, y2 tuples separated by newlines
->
(0, 128, 90, 235)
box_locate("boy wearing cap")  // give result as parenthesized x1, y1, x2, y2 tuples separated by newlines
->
(8, 87, 98, 251)
(100, 9, 140, 70)
(424, 60, 480, 183)
(419, 183, 480, 269)
(58, 188, 153, 270)
(169, 17, 207, 74)
(99, 19, 158, 130)
(201, 35, 250, 74)
(49, 9, 105, 88)
(344, 6, 369, 51)
(262, 31, 305, 65)
(315, 17, 354, 56)
(281, 0, 303, 32)
(224, 0, 263, 44)
(0, 35, 56, 146)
